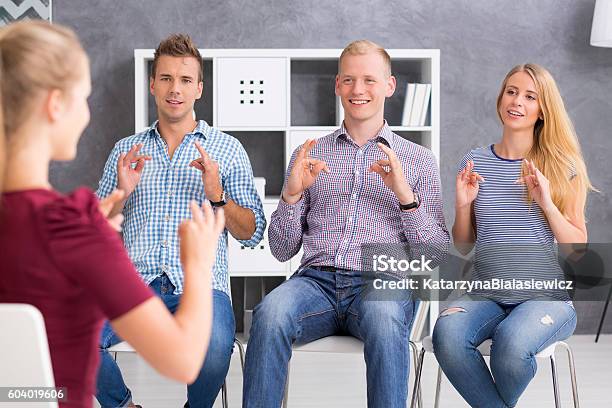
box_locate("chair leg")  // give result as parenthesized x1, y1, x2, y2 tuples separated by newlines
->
(550, 354, 562, 408)
(434, 365, 442, 408)
(221, 381, 228, 408)
(282, 361, 290, 408)
(409, 341, 422, 408)
(558, 342, 580, 408)
(410, 347, 426, 408)
(234, 338, 245, 372)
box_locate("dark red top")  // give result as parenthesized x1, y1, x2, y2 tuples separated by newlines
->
(0, 188, 153, 407)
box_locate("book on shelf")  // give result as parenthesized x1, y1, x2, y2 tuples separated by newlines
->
(402, 83, 431, 127)
(401, 83, 416, 126)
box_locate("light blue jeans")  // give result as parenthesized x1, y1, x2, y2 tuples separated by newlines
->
(95, 274, 235, 408)
(432, 294, 577, 408)
(242, 267, 415, 408)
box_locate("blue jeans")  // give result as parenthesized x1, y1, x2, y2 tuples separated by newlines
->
(95, 274, 235, 408)
(242, 267, 414, 408)
(432, 294, 577, 408)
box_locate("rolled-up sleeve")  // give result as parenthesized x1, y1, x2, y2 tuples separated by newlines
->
(401, 150, 450, 266)
(268, 147, 309, 262)
(225, 143, 266, 247)
(96, 143, 121, 200)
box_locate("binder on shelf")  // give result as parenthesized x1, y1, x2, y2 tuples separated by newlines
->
(401, 83, 417, 126)
(418, 84, 432, 127)
(409, 83, 428, 127)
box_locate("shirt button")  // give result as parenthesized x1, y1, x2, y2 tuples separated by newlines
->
(161, 240, 168, 247)
(165, 214, 170, 221)
(168, 190, 173, 196)
(352, 193, 357, 199)
(288, 210, 294, 215)
(355, 170, 360, 175)
(338, 255, 343, 261)
(357, 150, 363, 156)
(348, 216, 353, 222)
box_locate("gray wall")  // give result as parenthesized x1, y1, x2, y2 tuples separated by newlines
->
(51, 0, 612, 334)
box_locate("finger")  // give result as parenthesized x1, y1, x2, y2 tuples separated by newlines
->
(200, 199, 214, 225)
(125, 144, 142, 162)
(376, 142, 398, 160)
(99, 189, 125, 216)
(134, 158, 145, 172)
(296, 139, 312, 160)
(118, 152, 127, 168)
(377, 143, 403, 171)
(302, 138, 316, 157)
(369, 163, 387, 178)
(190, 159, 205, 171)
(107, 214, 124, 232)
(372, 159, 392, 167)
(133, 154, 152, 162)
(471, 171, 485, 183)
(524, 159, 535, 176)
(311, 160, 328, 176)
(322, 162, 331, 173)
(465, 160, 473, 176)
(524, 174, 537, 189)
(194, 141, 211, 161)
(214, 207, 226, 235)
(190, 200, 204, 224)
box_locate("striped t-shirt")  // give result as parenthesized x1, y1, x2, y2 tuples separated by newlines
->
(459, 145, 569, 305)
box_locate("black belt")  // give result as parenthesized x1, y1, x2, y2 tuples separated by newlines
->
(310, 265, 338, 273)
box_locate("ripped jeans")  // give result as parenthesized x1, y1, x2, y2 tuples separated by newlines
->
(432, 295, 576, 408)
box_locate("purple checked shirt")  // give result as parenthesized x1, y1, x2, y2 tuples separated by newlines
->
(268, 122, 449, 274)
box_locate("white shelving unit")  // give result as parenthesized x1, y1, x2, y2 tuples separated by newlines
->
(134, 48, 440, 332)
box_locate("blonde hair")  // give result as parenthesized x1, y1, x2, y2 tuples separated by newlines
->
(496, 63, 595, 217)
(339, 40, 392, 77)
(0, 20, 85, 192)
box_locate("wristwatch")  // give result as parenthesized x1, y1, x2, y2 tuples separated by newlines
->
(210, 190, 227, 207)
(399, 194, 419, 211)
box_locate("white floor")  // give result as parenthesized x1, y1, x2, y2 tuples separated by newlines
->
(95, 334, 612, 408)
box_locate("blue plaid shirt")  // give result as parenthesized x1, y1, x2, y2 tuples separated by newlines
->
(97, 120, 266, 295)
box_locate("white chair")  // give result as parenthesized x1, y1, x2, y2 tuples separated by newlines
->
(411, 336, 580, 408)
(108, 338, 245, 408)
(283, 336, 421, 408)
(0, 303, 58, 408)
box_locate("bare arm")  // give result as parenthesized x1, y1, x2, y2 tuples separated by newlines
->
(110, 201, 224, 383)
(453, 203, 477, 255)
(452, 160, 483, 255)
(521, 160, 587, 243)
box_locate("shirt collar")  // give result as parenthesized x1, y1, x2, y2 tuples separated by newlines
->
(147, 120, 209, 141)
(332, 120, 395, 149)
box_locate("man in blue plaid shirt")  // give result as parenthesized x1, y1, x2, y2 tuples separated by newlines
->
(95, 34, 265, 408)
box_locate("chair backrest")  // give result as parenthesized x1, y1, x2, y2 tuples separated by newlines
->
(0, 304, 58, 408)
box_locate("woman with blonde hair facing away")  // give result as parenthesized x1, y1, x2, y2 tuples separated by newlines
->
(432, 63, 594, 407)
(0, 20, 223, 407)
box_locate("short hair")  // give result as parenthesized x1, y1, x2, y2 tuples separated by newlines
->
(151, 34, 203, 82)
(338, 40, 392, 77)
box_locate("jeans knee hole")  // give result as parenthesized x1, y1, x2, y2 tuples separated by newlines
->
(440, 307, 466, 317)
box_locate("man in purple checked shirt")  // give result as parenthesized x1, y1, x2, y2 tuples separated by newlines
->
(243, 40, 450, 408)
